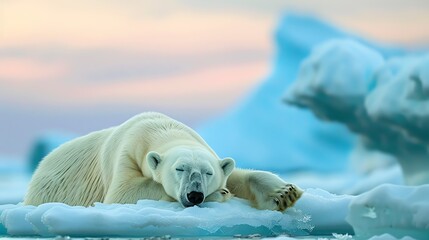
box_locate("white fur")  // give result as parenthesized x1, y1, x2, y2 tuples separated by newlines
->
(24, 112, 302, 211)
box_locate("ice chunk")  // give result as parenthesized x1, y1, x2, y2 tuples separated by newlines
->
(3, 185, 424, 238)
(0, 198, 315, 237)
(293, 188, 353, 235)
(0, 188, 362, 238)
(0, 204, 37, 236)
(347, 184, 429, 239)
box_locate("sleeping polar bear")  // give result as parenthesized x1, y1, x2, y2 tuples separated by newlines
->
(24, 112, 302, 211)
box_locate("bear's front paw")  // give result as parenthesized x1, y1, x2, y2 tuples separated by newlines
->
(248, 172, 303, 211)
(268, 184, 303, 211)
(205, 188, 233, 203)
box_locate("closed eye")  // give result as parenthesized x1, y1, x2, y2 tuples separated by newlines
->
(176, 168, 184, 172)
(206, 172, 213, 176)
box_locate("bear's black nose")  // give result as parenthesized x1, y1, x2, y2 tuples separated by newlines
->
(187, 191, 204, 205)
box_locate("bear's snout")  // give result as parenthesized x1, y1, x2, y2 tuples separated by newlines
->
(187, 191, 204, 205)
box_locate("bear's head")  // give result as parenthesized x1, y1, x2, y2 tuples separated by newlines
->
(146, 147, 234, 207)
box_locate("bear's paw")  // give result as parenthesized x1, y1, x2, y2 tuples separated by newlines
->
(269, 183, 303, 211)
(205, 188, 233, 203)
(248, 171, 303, 212)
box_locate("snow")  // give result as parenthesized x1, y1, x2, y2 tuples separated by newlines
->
(1, 13, 428, 239)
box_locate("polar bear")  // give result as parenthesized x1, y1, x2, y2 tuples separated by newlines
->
(24, 112, 302, 211)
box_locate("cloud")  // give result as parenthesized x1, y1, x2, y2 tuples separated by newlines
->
(1, 45, 267, 81)
(0, 0, 271, 112)
(1, 1, 272, 51)
(0, 53, 267, 110)
(0, 58, 67, 83)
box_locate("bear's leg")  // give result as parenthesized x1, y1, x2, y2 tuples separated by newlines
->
(104, 177, 175, 204)
(226, 169, 303, 211)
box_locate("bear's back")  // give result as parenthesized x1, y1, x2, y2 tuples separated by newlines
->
(24, 129, 111, 206)
(115, 112, 214, 153)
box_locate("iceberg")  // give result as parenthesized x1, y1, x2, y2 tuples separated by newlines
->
(365, 56, 429, 184)
(285, 39, 429, 185)
(197, 14, 402, 174)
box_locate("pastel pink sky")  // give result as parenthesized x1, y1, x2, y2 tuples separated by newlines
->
(2, 1, 429, 110)
(1, 0, 429, 156)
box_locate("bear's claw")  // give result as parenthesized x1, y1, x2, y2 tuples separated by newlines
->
(220, 188, 230, 195)
(270, 184, 302, 211)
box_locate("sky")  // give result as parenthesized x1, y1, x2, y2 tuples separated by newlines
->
(1, 0, 429, 157)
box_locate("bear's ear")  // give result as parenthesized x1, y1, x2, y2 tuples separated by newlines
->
(220, 157, 235, 177)
(147, 151, 162, 171)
